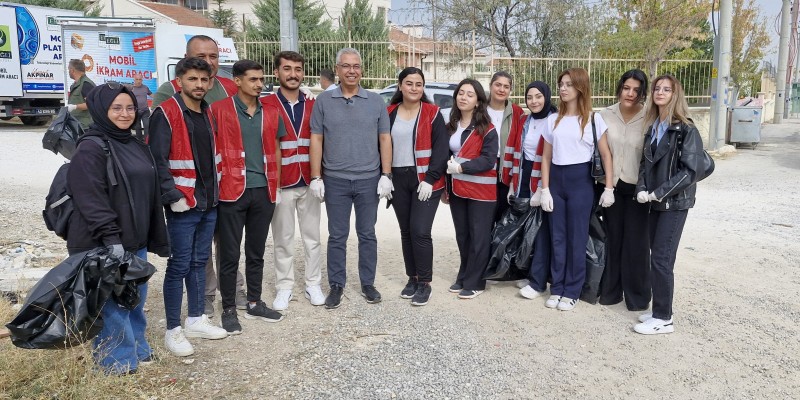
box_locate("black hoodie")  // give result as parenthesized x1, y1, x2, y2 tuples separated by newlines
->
(66, 83, 170, 257)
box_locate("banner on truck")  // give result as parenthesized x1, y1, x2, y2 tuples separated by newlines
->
(0, 8, 22, 96)
(63, 27, 157, 94)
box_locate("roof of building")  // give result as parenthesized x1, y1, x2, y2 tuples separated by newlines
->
(137, 1, 214, 27)
(389, 27, 484, 57)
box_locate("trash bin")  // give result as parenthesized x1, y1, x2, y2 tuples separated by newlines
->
(729, 105, 762, 149)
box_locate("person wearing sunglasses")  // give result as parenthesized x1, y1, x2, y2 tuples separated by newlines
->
(66, 82, 169, 374)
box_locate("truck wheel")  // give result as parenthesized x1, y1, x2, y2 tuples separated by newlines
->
(20, 116, 51, 126)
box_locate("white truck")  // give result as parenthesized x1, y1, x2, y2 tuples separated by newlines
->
(0, 3, 82, 125)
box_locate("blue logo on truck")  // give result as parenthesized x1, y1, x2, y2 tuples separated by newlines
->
(15, 7, 39, 65)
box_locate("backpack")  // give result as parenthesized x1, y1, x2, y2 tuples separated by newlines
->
(42, 136, 117, 240)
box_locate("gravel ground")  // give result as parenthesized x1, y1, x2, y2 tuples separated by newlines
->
(1, 119, 799, 399)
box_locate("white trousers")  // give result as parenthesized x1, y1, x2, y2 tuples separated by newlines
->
(272, 186, 322, 290)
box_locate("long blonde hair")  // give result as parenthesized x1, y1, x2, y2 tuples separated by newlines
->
(646, 74, 691, 126)
(554, 67, 593, 137)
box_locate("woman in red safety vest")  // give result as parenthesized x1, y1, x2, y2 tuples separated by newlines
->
(386, 67, 449, 307)
(444, 78, 498, 300)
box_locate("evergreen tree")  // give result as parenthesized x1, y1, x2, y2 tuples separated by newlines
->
(210, 0, 238, 37)
(337, 0, 392, 88)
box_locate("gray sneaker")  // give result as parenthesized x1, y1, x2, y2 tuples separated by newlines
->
(204, 295, 215, 317)
(235, 289, 247, 310)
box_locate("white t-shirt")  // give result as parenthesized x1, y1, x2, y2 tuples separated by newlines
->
(523, 117, 546, 160)
(487, 107, 505, 157)
(542, 113, 607, 166)
(449, 125, 467, 154)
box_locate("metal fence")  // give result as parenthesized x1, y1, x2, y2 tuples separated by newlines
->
(236, 39, 713, 106)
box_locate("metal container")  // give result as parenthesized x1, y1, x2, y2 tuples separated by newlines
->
(729, 106, 762, 148)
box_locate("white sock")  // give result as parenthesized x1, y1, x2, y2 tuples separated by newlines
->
(186, 316, 202, 325)
(167, 326, 181, 334)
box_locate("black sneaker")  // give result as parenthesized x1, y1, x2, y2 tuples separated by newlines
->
(448, 282, 462, 293)
(325, 284, 344, 309)
(400, 277, 418, 299)
(221, 308, 242, 335)
(361, 285, 382, 303)
(458, 289, 484, 299)
(244, 300, 284, 323)
(411, 282, 431, 306)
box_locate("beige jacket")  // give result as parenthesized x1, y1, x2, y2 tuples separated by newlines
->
(599, 103, 648, 186)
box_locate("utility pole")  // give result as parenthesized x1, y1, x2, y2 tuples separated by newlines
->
(431, 0, 437, 80)
(710, 0, 732, 150)
(774, 0, 792, 123)
(788, 0, 799, 119)
(279, 0, 298, 51)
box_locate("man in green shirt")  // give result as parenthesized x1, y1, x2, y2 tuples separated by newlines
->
(66, 59, 95, 129)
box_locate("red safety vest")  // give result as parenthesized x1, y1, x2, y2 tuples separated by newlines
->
(169, 76, 238, 98)
(500, 103, 526, 182)
(157, 97, 221, 208)
(211, 96, 280, 203)
(386, 102, 446, 191)
(260, 93, 314, 188)
(452, 125, 497, 202)
(503, 114, 544, 196)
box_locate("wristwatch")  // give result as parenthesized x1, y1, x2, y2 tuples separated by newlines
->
(381, 172, 393, 179)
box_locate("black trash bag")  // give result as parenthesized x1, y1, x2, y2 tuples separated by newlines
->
(514, 206, 544, 270)
(42, 107, 85, 160)
(483, 198, 534, 281)
(113, 253, 157, 310)
(5, 248, 156, 349)
(580, 206, 607, 304)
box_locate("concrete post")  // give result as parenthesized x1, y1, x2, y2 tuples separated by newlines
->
(774, 0, 792, 123)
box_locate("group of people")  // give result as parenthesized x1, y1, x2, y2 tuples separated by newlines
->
(63, 34, 706, 375)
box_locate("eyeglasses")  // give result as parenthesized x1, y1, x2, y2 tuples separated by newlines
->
(110, 105, 137, 114)
(337, 64, 362, 71)
(558, 81, 573, 89)
(653, 86, 673, 93)
(105, 82, 122, 90)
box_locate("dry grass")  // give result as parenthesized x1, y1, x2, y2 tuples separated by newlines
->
(0, 298, 190, 400)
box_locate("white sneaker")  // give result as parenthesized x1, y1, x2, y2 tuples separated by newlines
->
(545, 295, 561, 309)
(519, 285, 545, 300)
(515, 279, 530, 289)
(634, 318, 674, 335)
(305, 285, 325, 306)
(486, 280, 500, 285)
(273, 289, 293, 311)
(184, 315, 228, 340)
(557, 297, 578, 311)
(165, 328, 194, 357)
(638, 312, 653, 323)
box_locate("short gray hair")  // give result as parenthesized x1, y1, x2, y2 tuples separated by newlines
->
(335, 48, 361, 65)
(68, 59, 85, 72)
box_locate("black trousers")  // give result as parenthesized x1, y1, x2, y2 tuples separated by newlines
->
(649, 209, 688, 320)
(217, 187, 275, 310)
(391, 167, 442, 283)
(599, 180, 652, 310)
(495, 182, 510, 223)
(449, 190, 495, 291)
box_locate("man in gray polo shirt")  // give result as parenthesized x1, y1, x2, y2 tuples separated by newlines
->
(309, 48, 394, 309)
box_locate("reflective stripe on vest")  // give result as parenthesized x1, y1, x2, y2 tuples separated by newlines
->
(387, 102, 446, 191)
(261, 93, 314, 188)
(451, 129, 496, 201)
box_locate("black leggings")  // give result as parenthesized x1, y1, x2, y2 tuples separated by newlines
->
(391, 167, 442, 282)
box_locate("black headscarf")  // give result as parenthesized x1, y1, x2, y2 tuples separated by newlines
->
(86, 82, 139, 142)
(525, 81, 557, 120)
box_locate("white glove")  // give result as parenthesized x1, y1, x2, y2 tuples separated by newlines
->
(67, 104, 77, 112)
(599, 187, 615, 208)
(540, 188, 554, 212)
(378, 175, 394, 200)
(106, 244, 124, 260)
(275, 189, 282, 205)
(506, 189, 514, 205)
(530, 187, 542, 207)
(417, 181, 433, 202)
(300, 87, 316, 100)
(170, 198, 190, 212)
(648, 192, 659, 202)
(636, 191, 649, 203)
(310, 178, 325, 200)
(446, 157, 462, 175)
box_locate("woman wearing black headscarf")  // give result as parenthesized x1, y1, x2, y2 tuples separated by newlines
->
(501, 81, 557, 300)
(67, 82, 169, 375)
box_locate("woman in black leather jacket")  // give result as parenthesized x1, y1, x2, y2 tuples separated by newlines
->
(634, 74, 705, 335)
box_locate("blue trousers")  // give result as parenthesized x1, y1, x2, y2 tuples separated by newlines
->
(92, 248, 150, 375)
(548, 163, 593, 300)
(324, 174, 380, 287)
(164, 207, 217, 329)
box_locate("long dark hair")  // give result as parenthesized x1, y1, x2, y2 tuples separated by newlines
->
(615, 69, 648, 104)
(389, 67, 431, 105)
(447, 78, 491, 136)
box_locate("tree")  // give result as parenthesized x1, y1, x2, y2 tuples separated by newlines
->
(729, 0, 770, 98)
(337, 0, 392, 88)
(209, 0, 238, 37)
(23, 0, 101, 15)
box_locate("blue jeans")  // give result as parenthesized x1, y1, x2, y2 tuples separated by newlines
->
(324, 174, 380, 287)
(164, 208, 217, 329)
(93, 248, 150, 375)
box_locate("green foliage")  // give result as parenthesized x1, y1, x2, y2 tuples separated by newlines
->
(730, 0, 770, 97)
(337, 0, 392, 88)
(209, 0, 238, 37)
(16, 0, 101, 15)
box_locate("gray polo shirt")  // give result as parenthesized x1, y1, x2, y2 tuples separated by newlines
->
(310, 86, 390, 179)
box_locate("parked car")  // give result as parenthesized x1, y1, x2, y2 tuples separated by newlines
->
(379, 82, 457, 110)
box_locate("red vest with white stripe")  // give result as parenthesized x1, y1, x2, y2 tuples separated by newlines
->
(260, 93, 314, 188)
(211, 96, 279, 203)
(499, 103, 526, 182)
(503, 114, 544, 196)
(452, 125, 497, 202)
(170, 76, 238, 99)
(158, 97, 221, 208)
(386, 102, 446, 191)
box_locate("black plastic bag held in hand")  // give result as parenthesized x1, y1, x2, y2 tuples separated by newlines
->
(483, 198, 534, 281)
(42, 107, 85, 160)
(580, 205, 607, 304)
(514, 206, 543, 270)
